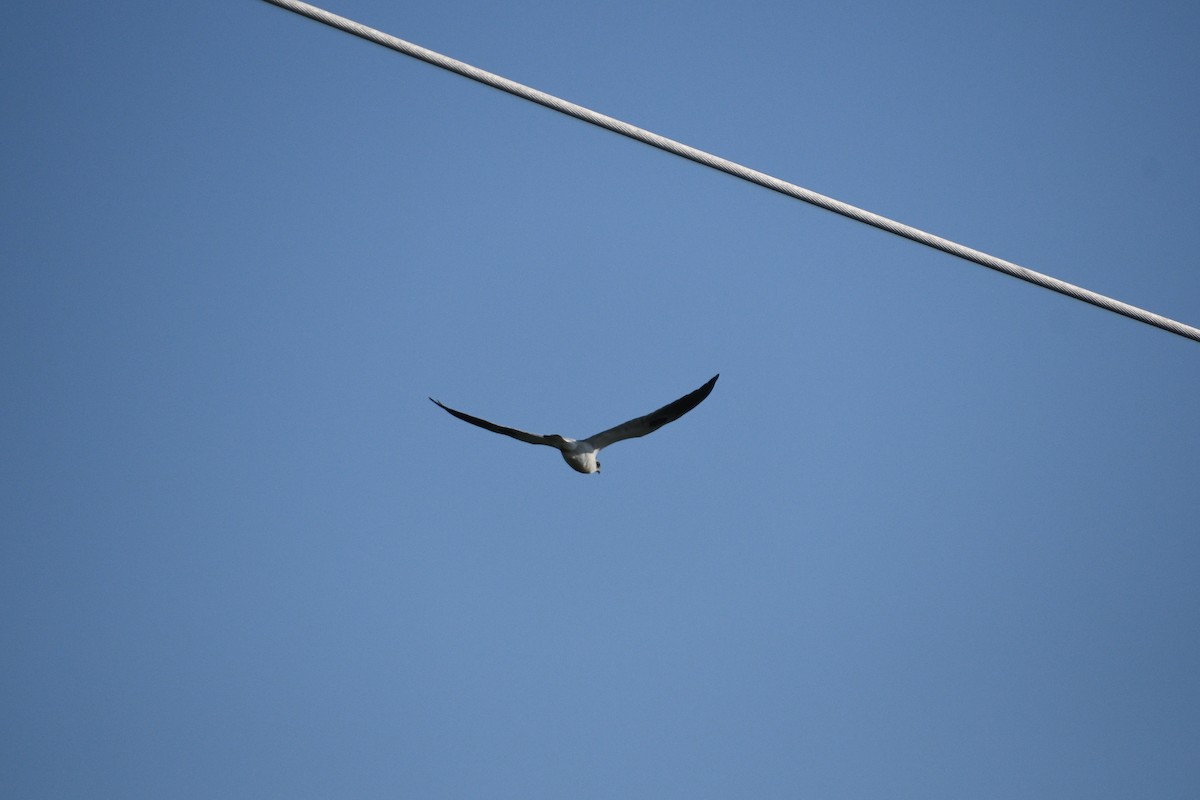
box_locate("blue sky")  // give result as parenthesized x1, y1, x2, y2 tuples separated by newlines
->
(3, 1, 1198, 797)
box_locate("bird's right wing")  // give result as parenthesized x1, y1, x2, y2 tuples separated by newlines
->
(585, 374, 718, 450)
(429, 398, 568, 449)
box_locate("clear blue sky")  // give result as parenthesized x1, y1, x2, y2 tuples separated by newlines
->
(3, 1, 1198, 797)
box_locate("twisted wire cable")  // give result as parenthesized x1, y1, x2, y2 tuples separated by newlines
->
(260, 0, 1200, 344)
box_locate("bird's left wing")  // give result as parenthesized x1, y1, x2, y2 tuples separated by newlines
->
(585, 374, 718, 450)
(429, 398, 567, 449)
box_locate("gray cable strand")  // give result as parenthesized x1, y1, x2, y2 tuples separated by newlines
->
(260, 0, 1200, 345)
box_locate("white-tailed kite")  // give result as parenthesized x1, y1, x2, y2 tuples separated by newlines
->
(429, 374, 719, 474)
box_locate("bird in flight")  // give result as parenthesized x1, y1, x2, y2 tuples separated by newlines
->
(429, 374, 719, 474)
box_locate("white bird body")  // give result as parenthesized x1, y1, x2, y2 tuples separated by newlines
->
(430, 375, 718, 474)
(560, 444, 599, 474)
